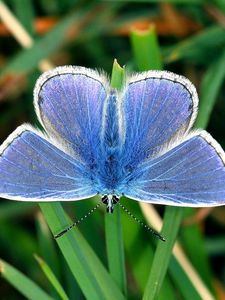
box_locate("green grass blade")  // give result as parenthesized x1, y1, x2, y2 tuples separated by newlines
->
(74, 198, 106, 261)
(34, 254, 69, 300)
(169, 256, 202, 300)
(111, 59, 125, 89)
(36, 212, 61, 279)
(130, 26, 162, 71)
(104, 59, 127, 295)
(105, 206, 127, 295)
(121, 199, 176, 299)
(0, 259, 54, 300)
(62, 262, 84, 300)
(195, 48, 225, 128)
(0, 7, 90, 79)
(163, 26, 225, 63)
(179, 208, 214, 292)
(11, 0, 35, 35)
(39, 202, 126, 300)
(143, 207, 183, 300)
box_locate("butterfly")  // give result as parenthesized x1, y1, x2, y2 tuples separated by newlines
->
(0, 66, 225, 216)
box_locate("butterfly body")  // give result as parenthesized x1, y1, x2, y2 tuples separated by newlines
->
(97, 90, 123, 194)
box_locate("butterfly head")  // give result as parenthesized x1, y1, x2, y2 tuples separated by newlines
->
(101, 194, 120, 213)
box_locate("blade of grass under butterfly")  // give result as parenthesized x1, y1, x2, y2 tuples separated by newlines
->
(74, 198, 106, 264)
(121, 199, 176, 300)
(34, 254, 69, 300)
(39, 202, 126, 300)
(0, 259, 54, 300)
(179, 208, 214, 292)
(143, 207, 183, 300)
(36, 212, 61, 279)
(104, 59, 127, 295)
(169, 255, 202, 300)
(130, 26, 185, 300)
(62, 261, 84, 300)
(140, 203, 216, 300)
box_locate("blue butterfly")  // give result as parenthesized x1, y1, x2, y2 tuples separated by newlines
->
(0, 66, 225, 215)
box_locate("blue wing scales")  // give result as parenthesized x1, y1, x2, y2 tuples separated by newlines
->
(123, 132, 225, 206)
(34, 66, 108, 166)
(121, 71, 198, 168)
(0, 126, 96, 201)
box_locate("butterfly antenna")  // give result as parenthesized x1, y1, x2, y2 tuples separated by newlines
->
(118, 202, 166, 242)
(54, 202, 102, 239)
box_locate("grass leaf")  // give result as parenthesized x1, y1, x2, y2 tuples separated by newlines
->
(34, 254, 69, 300)
(0, 259, 54, 300)
(39, 202, 126, 300)
(163, 26, 225, 64)
(130, 25, 162, 71)
(195, 48, 225, 128)
(142, 207, 183, 300)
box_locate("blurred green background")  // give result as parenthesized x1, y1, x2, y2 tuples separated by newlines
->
(0, 0, 225, 299)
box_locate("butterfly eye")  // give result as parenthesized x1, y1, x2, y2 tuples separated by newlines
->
(112, 195, 119, 204)
(101, 195, 108, 204)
